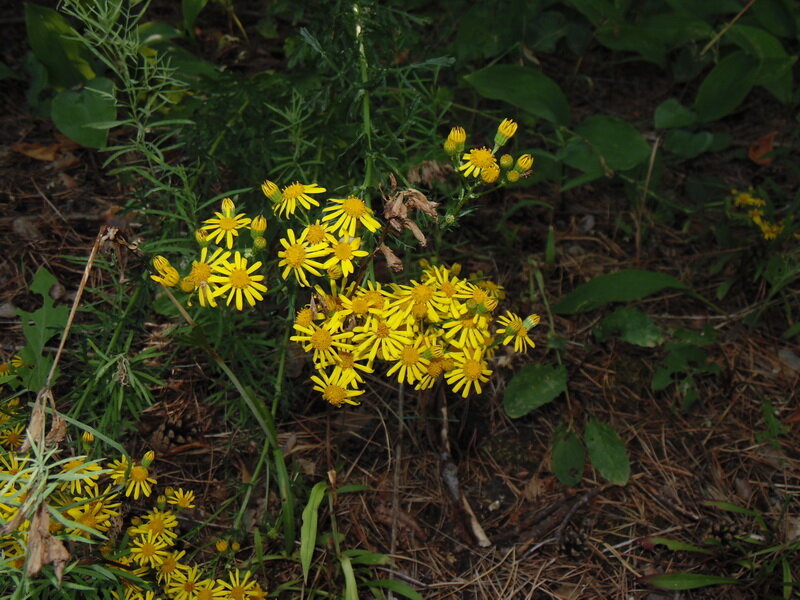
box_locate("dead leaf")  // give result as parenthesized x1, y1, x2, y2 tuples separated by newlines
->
(378, 244, 404, 273)
(748, 131, 778, 165)
(11, 142, 61, 162)
(25, 504, 70, 581)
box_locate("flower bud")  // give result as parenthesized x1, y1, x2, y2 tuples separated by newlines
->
(250, 215, 267, 235)
(82, 431, 94, 444)
(499, 154, 514, 170)
(180, 277, 195, 293)
(261, 180, 281, 203)
(195, 229, 210, 246)
(523, 314, 541, 329)
(481, 164, 500, 184)
(443, 138, 458, 156)
(142, 450, 155, 467)
(327, 265, 343, 280)
(494, 118, 518, 146)
(221, 197, 236, 218)
(506, 170, 520, 183)
(515, 154, 533, 172)
(252, 236, 267, 252)
(215, 539, 229, 552)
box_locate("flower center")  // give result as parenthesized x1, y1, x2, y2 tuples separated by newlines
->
(333, 241, 354, 260)
(285, 244, 307, 267)
(349, 297, 370, 315)
(410, 284, 433, 303)
(183, 581, 197, 592)
(191, 262, 212, 282)
(338, 352, 355, 369)
(363, 291, 384, 309)
(217, 216, 238, 231)
(323, 385, 346, 407)
(305, 224, 326, 243)
(342, 197, 367, 217)
(231, 586, 246, 600)
(400, 346, 420, 366)
(283, 182, 304, 200)
(148, 517, 165, 535)
(375, 322, 390, 338)
(411, 302, 427, 319)
(131, 465, 149, 482)
(141, 542, 156, 557)
(310, 329, 333, 350)
(229, 268, 252, 289)
(469, 148, 496, 169)
(440, 281, 457, 297)
(295, 308, 315, 327)
(462, 359, 482, 381)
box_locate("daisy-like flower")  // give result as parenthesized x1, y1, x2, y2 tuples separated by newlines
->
(291, 321, 353, 366)
(167, 564, 203, 600)
(197, 578, 228, 600)
(208, 252, 268, 311)
(444, 126, 467, 156)
(386, 280, 449, 324)
(130, 508, 179, 542)
(187, 247, 230, 308)
(277, 229, 330, 287)
(445, 348, 492, 398)
(496, 312, 539, 353)
(386, 336, 430, 385)
(156, 549, 189, 584)
(311, 370, 364, 407)
(66, 487, 121, 537)
(151, 256, 180, 287)
(11, 355, 24, 369)
(441, 313, 490, 349)
(481, 164, 501, 184)
(59, 456, 104, 495)
(130, 531, 169, 568)
(415, 354, 455, 391)
(301, 220, 337, 246)
(218, 569, 258, 600)
(271, 182, 326, 217)
(322, 196, 381, 237)
(117, 458, 156, 500)
(201, 198, 251, 249)
(352, 317, 414, 364)
(459, 147, 497, 179)
(166, 487, 196, 510)
(0, 423, 25, 450)
(323, 237, 369, 278)
(329, 349, 373, 385)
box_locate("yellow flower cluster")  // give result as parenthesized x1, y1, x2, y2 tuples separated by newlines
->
(444, 118, 534, 185)
(0, 429, 266, 599)
(731, 188, 795, 241)
(292, 261, 540, 406)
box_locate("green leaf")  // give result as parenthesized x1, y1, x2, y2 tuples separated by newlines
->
(642, 573, 739, 590)
(594, 306, 664, 347)
(365, 579, 425, 600)
(25, 3, 95, 88)
(728, 24, 796, 103)
(0, 61, 21, 81)
(14, 267, 69, 392)
(585, 418, 630, 485)
(639, 537, 713, 554)
(182, 0, 209, 32)
(663, 129, 713, 159)
(551, 426, 584, 486)
(300, 481, 328, 582)
(693, 51, 759, 122)
(503, 364, 567, 418)
(596, 23, 667, 66)
(464, 64, 570, 125)
(752, 0, 796, 39)
(654, 98, 697, 129)
(51, 77, 117, 149)
(554, 269, 688, 314)
(566, 0, 624, 25)
(575, 116, 651, 171)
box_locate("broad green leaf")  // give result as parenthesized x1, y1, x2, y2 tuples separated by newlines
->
(654, 98, 696, 129)
(642, 573, 739, 590)
(15, 267, 69, 391)
(560, 137, 605, 178)
(182, 0, 209, 32)
(300, 481, 328, 582)
(594, 306, 664, 347)
(728, 25, 795, 103)
(596, 23, 666, 66)
(464, 65, 570, 125)
(585, 418, 630, 485)
(551, 426, 584, 486)
(752, 0, 796, 39)
(553, 269, 688, 314)
(25, 3, 95, 88)
(365, 579, 425, 600)
(566, 0, 624, 25)
(528, 11, 569, 52)
(640, 13, 713, 46)
(694, 51, 759, 122)
(51, 77, 117, 149)
(639, 537, 713, 554)
(663, 129, 713, 159)
(503, 364, 567, 418)
(575, 116, 651, 171)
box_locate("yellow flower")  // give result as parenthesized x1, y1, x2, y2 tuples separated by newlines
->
(445, 347, 491, 397)
(301, 220, 336, 245)
(459, 147, 497, 178)
(250, 215, 267, 235)
(260, 179, 281, 203)
(441, 313, 490, 349)
(386, 336, 430, 385)
(208, 251, 268, 310)
(494, 118, 518, 146)
(156, 549, 189, 584)
(130, 508, 178, 542)
(322, 197, 381, 237)
(188, 247, 231, 308)
(273, 182, 327, 217)
(444, 126, 466, 155)
(218, 569, 258, 600)
(10, 355, 25, 369)
(352, 317, 414, 364)
(166, 487, 196, 510)
(496, 311, 539, 353)
(0, 423, 25, 450)
(323, 237, 369, 278)
(59, 456, 104, 495)
(311, 370, 364, 407)
(150, 256, 180, 287)
(130, 532, 169, 568)
(480, 164, 500, 184)
(167, 564, 203, 600)
(277, 229, 330, 287)
(201, 198, 252, 249)
(386, 280, 449, 324)
(515, 153, 533, 172)
(506, 170, 520, 183)
(415, 353, 454, 391)
(197, 578, 228, 600)
(121, 460, 156, 500)
(291, 321, 353, 366)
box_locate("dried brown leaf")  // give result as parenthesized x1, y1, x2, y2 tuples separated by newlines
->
(25, 504, 70, 581)
(378, 244, 404, 273)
